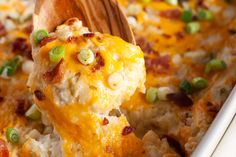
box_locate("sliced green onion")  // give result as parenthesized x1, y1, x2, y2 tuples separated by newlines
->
(6, 128, 20, 144)
(78, 48, 95, 65)
(181, 10, 193, 23)
(146, 87, 158, 103)
(205, 59, 227, 74)
(49, 46, 65, 63)
(33, 29, 49, 44)
(197, 9, 214, 21)
(180, 80, 193, 94)
(165, 0, 178, 5)
(25, 104, 41, 121)
(0, 55, 22, 77)
(186, 22, 200, 34)
(192, 77, 208, 89)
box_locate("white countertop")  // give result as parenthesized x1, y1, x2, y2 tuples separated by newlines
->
(212, 114, 236, 157)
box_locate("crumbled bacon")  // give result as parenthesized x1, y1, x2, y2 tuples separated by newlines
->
(228, 29, 236, 35)
(105, 146, 112, 153)
(145, 55, 170, 74)
(197, 0, 208, 9)
(167, 92, 193, 107)
(12, 38, 32, 60)
(206, 102, 220, 113)
(165, 135, 186, 157)
(43, 59, 64, 84)
(102, 117, 109, 125)
(34, 90, 46, 101)
(15, 99, 30, 116)
(0, 97, 3, 102)
(122, 126, 133, 136)
(159, 9, 181, 19)
(175, 31, 185, 40)
(0, 23, 6, 37)
(92, 53, 105, 72)
(83, 33, 95, 38)
(40, 36, 57, 47)
(136, 37, 157, 54)
(162, 34, 171, 39)
(23, 23, 33, 34)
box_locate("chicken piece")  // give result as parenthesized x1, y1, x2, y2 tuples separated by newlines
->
(28, 18, 146, 157)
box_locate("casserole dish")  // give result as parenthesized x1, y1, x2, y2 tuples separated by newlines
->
(0, 0, 236, 156)
(192, 86, 236, 157)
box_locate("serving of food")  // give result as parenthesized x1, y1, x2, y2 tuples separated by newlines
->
(0, 0, 236, 157)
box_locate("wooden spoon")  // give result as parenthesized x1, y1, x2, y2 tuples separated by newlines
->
(33, 0, 135, 44)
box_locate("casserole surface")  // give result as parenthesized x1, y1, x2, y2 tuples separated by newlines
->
(0, 0, 236, 156)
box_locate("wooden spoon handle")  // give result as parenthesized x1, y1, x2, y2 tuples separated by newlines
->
(34, 0, 135, 44)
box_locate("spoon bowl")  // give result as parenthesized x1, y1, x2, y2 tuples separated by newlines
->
(33, 0, 135, 44)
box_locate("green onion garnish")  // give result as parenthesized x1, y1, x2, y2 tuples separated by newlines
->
(197, 9, 214, 21)
(192, 77, 208, 90)
(49, 46, 65, 63)
(165, 0, 178, 5)
(180, 80, 193, 94)
(6, 128, 20, 144)
(205, 59, 227, 74)
(0, 55, 22, 77)
(181, 10, 193, 23)
(186, 22, 200, 34)
(78, 48, 95, 65)
(146, 87, 158, 103)
(25, 104, 41, 121)
(33, 29, 49, 44)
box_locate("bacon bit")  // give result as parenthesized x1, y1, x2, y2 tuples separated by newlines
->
(175, 32, 185, 40)
(102, 117, 109, 125)
(23, 23, 33, 34)
(40, 36, 57, 47)
(167, 92, 193, 107)
(83, 33, 95, 38)
(206, 102, 220, 113)
(0, 97, 3, 103)
(159, 9, 181, 19)
(0, 139, 9, 157)
(136, 37, 157, 54)
(228, 29, 236, 35)
(91, 53, 105, 72)
(122, 126, 133, 136)
(15, 99, 30, 116)
(197, 0, 208, 9)
(165, 135, 186, 157)
(43, 59, 64, 84)
(12, 38, 32, 60)
(0, 23, 6, 37)
(162, 34, 171, 39)
(105, 146, 112, 153)
(145, 55, 170, 74)
(34, 90, 46, 101)
(12, 38, 27, 52)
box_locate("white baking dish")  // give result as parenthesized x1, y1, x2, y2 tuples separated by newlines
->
(192, 86, 236, 157)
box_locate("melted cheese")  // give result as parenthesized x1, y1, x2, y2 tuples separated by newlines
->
(29, 19, 146, 157)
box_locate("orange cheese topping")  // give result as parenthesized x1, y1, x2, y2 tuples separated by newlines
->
(29, 18, 146, 156)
